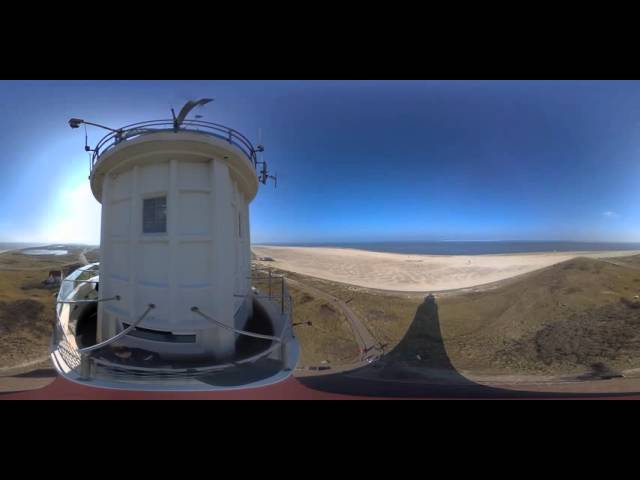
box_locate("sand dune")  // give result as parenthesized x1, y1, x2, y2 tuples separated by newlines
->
(252, 246, 640, 292)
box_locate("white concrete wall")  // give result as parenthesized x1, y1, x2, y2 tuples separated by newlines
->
(97, 152, 253, 360)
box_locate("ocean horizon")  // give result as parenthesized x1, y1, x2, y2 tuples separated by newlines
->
(255, 241, 640, 256)
(4, 241, 640, 257)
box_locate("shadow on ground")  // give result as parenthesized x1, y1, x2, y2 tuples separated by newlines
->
(298, 295, 640, 398)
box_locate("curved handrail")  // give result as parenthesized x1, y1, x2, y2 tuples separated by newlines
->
(93, 336, 286, 376)
(57, 295, 119, 305)
(78, 304, 155, 354)
(190, 306, 285, 344)
(89, 119, 259, 175)
(54, 263, 295, 379)
(91, 301, 295, 377)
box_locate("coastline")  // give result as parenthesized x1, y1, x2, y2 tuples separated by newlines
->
(252, 245, 640, 292)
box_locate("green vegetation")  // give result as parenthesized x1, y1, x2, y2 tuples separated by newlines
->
(267, 255, 640, 377)
(265, 269, 416, 351)
(252, 267, 359, 366)
(83, 248, 101, 264)
(0, 246, 88, 370)
(5, 246, 640, 379)
(288, 283, 359, 366)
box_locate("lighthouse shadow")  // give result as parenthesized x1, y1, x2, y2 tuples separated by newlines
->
(297, 294, 640, 398)
(371, 294, 477, 386)
(298, 294, 493, 397)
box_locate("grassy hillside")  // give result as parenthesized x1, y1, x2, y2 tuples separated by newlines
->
(402, 255, 640, 375)
(270, 255, 640, 376)
(288, 284, 359, 366)
(5, 247, 639, 377)
(0, 247, 87, 369)
(252, 268, 359, 366)
(265, 268, 420, 358)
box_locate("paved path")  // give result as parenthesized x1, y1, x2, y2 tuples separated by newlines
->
(78, 248, 89, 266)
(285, 277, 383, 365)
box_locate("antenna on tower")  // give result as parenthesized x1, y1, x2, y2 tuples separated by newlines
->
(256, 127, 265, 155)
(255, 128, 274, 186)
(259, 157, 268, 184)
(257, 159, 277, 187)
(83, 123, 90, 152)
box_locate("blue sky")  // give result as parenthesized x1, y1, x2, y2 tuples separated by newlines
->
(0, 80, 638, 245)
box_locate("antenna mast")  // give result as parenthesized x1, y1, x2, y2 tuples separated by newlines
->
(255, 128, 276, 187)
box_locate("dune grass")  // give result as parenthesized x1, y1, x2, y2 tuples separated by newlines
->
(0, 247, 86, 369)
(6, 246, 640, 377)
(264, 255, 640, 376)
(251, 268, 359, 366)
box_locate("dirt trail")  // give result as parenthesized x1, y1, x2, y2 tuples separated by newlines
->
(286, 278, 379, 355)
(285, 277, 385, 377)
(0, 355, 51, 375)
(78, 250, 89, 266)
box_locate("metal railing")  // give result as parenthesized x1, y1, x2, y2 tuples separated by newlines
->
(53, 263, 296, 381)
(250, 266, 293, 317)
(57, 263, 100, 305)
(88, 119, 260, 175)
(191, 307, 286, 344)
(79, 304, 155, 354)
(78, 304, 155, 379)
(92, 337, 288, 378)
(57, 295, 119, 305)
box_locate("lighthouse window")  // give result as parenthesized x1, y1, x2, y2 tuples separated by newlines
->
(143, 196, 167, 234)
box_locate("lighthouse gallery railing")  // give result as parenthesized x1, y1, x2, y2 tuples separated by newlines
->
(88, 119, 260, 175)
(53, 264, 294, 380)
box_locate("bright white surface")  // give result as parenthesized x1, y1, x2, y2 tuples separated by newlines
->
(97, 133, 255, 360)
(253, 246, 640, 292)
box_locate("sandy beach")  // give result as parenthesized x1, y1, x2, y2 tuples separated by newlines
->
(252, 246, 640, 292)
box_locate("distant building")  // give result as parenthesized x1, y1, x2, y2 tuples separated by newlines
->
(259, 256, 275, 262)
(45, 270, 62, 285)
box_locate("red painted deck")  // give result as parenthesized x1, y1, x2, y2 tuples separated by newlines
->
(4, 373, 640, 399)
(0, 375, 358, 400)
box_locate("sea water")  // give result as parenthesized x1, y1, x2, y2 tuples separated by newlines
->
(260, 241, 640, 256)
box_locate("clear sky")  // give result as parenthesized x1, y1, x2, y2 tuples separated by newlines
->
(0, 80, 638, 245)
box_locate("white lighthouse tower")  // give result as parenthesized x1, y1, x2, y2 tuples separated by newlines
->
(94, 118, 255, 360)
(50, 100, 298, 391)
